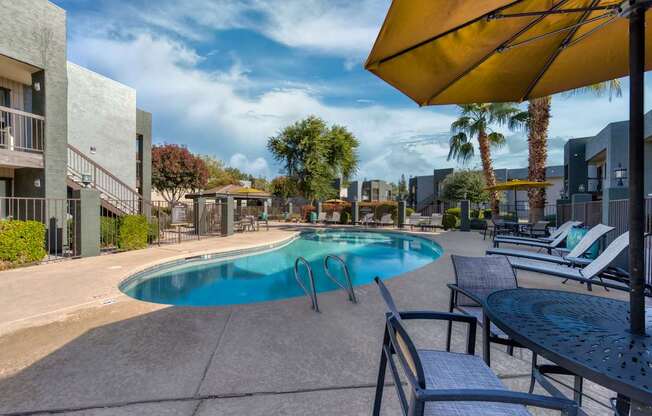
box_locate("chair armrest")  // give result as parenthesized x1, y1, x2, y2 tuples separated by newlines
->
(397, 310, 477, 326)
(416, 389, 578, 414)
(446, 284, 483, 305)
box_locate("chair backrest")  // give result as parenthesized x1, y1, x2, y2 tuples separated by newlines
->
(567, 224, 614, 258)
(532, 220, 549, 231)
(363, 213, 374, 222)
(431, 213, 443, 226)
(549, 225, 576, 248)
(381, 213, 392, 223)
(551, 220, 582, 239)
(581, 232, 630, 279)
(318, 212, 327, 221)
(451, 255, 518, 306)
(374, 277, 426, 389)
(331, 211, 341, 222)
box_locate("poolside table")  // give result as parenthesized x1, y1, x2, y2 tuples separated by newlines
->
(483, 288, 652, 416)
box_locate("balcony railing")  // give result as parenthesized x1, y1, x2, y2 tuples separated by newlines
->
(0, 105, 45, 154)
(587, 177, 603, 193)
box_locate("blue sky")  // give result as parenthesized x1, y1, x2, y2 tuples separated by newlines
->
(51, 0, 648, 182)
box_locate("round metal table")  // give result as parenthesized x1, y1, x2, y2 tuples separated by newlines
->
(484, 288, 652, 415)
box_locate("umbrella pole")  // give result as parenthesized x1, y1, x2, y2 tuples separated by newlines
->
(629, 5, 646, 336)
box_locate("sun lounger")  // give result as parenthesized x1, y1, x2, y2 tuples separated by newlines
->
(377, 213, 394, 227)
(419, 213, 443, 230)
(326, 211, 341, 224)
(492, 223, 578, 254)
(317, 212, 327, 223)
(359, 212, 374, 226)
(508, 232, 631, 291)
(494, 220, 581, 244)
(487, 224, 614, 266)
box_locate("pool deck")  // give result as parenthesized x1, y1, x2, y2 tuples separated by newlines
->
(0, 226, 632, 415)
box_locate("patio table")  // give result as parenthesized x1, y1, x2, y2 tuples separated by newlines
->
(483, 288, 652, 416)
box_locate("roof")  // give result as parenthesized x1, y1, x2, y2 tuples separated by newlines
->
(186, 184, 271, 200)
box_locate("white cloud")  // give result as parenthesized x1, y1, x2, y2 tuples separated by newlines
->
(229, 153, 270, 177)
(68, 33, 455, 180)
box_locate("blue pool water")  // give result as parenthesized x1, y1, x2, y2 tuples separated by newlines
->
(120, 230, 443, 307)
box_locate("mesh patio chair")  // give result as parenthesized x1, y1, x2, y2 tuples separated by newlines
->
(447, 256, 521, 361)
(487, 224, 614, 266)
(372, 277, 578, 416)
(520, 220, 550, 238)
(494, 220, 582, 244)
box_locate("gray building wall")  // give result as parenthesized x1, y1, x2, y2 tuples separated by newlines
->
(67, 62, 137, 188)
(0, 0, 68, 199)
(137, 109, 152, 201)
(347, 180, 362, 202)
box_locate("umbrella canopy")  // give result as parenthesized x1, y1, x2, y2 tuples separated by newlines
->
(365, 0, 652, 105)
(485, 180, 553, 191)
(324, 199, 348, 204)
(366, 0, 651, 336)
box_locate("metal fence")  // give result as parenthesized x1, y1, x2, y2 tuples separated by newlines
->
(100, 199, 224, 250)
(0, 197, 81, 262)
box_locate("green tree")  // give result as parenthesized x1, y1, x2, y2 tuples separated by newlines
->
(267, 116, 359, 202)
(270, 176, 298, 201)
(152, 144, 208, 204)
(441, 170, 489, 204)
(448, 103, 527, 216)
(201, 155, 259, 189)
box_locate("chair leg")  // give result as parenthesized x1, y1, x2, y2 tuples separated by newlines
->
(529, 353, 538, 394)
(482, 312, 491, 366)
(372, 331, 389, 416)
(574, 375, 584, 407)
(507, 345, 514, 356)
(446, 293, 454, 352)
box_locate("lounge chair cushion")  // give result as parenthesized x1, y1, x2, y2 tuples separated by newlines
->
(419, 350, 531, 416)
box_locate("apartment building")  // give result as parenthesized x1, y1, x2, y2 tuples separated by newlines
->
(347, 179, 393, 202)
(0, 0, 151, 207)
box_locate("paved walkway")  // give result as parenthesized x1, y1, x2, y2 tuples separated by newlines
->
(0, 229, 628, 415)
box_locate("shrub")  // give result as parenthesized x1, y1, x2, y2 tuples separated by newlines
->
(100, 217, 120, 248)
(470, 218, 486, 230)
(445, 207, 461, 219)
(544, 214, 557, 227)
(442, 214, 457, 230)
(406, 207, 415, 217)
(0, 220, 46, 266)
(361, 201, 398, 220)
(483, 209, 492, 219)
(340, 211, 351, 224)
(118, 215, 149, 250)
(148, 221, 159, 244)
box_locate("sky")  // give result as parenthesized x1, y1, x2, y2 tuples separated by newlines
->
(51, 0, 651, 183)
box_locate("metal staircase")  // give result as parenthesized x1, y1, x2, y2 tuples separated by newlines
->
(67, 144, 143, 215)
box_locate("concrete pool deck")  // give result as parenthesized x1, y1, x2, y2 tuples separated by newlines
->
(0, 227, 631, 415)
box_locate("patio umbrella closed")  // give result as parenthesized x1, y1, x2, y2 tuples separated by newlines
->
(366, 0, 651, 335)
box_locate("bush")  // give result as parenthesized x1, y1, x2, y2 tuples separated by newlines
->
(118, 215, 149, 250)
(406, 207, 415, 217)
(445, 207, 461, 219)
(470, 218, 486, 230)
(360, 201, 398, 221)
(0, 220, 46, 266)
(544, 214, 557, 227)
(340, 211, 351, 224)
(101, 217, 120, 248)
(442, 214, 458, 230)
(483, 209, 492, 219)
(301, 205, 315, 221)
(148, 221, 159, 244)
(470, 209, 480, 219)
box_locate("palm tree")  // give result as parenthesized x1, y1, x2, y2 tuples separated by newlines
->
(448, 103, 527, 216)
(526, 81, 622, 222)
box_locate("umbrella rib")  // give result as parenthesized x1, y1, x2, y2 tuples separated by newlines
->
(563, 13, 619, 49)
(369, 0, 525, 67)
(520, 0, 602, 101)
(423, 0, 573, 105)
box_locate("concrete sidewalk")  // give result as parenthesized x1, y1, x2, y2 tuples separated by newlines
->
(0, 230, 627, 415)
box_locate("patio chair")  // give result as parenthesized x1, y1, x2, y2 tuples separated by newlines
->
(447, 255, 521, 361)
(494, 220, 581, 244)
(360, 212, 374, 226)
(508, 231, 631, 292)
(327, 211, 341, 224)
(317, 211, 327, 223)
(519, 220, 550, 238)
(485, 218, 512, 239)
(378, 213, 393, 227)
(372, 277, 578, 416)
(487, 224, 615, 266)
(407, 213, 423, 229)
(492, 223, 577, 254)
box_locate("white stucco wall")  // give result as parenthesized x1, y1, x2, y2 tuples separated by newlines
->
(67, 62, 137, 188)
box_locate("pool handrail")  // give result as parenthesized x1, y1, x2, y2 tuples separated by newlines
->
(294, 257, 320, 312)
(323, 255, 357, 304)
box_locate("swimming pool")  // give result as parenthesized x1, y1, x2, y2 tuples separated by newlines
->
(120, 230, 443, 307)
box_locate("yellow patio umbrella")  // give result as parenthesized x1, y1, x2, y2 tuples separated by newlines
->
(324, 198, 348, 204)
(365, 0, 651, 335)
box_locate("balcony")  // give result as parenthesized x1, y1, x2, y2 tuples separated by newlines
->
(0, 105, 45, 168)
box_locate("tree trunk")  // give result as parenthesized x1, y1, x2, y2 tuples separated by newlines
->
(527, 96, 551, 222)
(477, 130, 499, 217)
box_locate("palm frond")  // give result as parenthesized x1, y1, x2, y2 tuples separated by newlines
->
(487, 132, 506, 148)
(563, 79, 623, 101)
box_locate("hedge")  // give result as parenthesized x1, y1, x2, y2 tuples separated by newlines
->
(442, 213, 458, 230)
(0, 220, 46, 266)
(359, 201, 398, 221)
(101, 217, 120, 248)
(118, 215, 149, 250)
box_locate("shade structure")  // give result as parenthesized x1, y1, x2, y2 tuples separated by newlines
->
(366, 0, 650, 336)
(324, 198, 348, 204)
(485, 180, 553, 191)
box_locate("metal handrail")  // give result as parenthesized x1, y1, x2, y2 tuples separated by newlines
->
(293, 257, 319, 312)
(323, 255, 357, 303)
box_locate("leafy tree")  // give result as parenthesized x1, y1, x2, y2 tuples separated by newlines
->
(525, 81, 621, 221)
(152, 144, 208, 204)
(267, 116, 359, 202)
(448, 103, 527, 216)
(202, 156, 253, 189)
(441, 170, 489, 204)
(270, 176, 298, 202)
